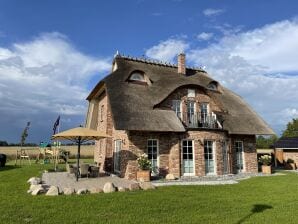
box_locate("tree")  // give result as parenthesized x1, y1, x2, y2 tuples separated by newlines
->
(20, 122, 31, 146)
(256, 135, 278, 149)
(0, 140, 8, 146)
(282, 118, 298, 137)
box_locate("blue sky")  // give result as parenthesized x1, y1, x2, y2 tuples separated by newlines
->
(0, 0, 298, 143)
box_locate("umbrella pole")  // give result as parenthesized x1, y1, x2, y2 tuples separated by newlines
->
(76, 137, 81, 182)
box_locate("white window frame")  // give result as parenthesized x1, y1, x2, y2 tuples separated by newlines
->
(235, 141, 245, 173)
(114, 139, 121, 173)
(204, 140, 217, 175)
(172, 100, 182, 119)
(181, 139, 195, 176)
(147, 139, 159, 175)
(187, 89, 195, 97)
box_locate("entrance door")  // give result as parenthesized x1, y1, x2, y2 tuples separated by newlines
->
(222, 141, 229, 174)
(235, 141, 244, 173)
(114, 140, 121, 173)
(182, 140, 194, 175)
(204, 140, 215, 175)
(147, 139, 159, 175)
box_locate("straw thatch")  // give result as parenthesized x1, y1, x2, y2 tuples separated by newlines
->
(87, 55, 274, 135)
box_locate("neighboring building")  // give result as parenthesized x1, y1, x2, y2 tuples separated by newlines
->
(85, 53, 274, 180)
(273, 137, 298, 166)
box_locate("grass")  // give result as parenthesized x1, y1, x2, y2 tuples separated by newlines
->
(1, 162, 298, 224)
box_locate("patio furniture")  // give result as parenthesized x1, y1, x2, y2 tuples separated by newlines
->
(66, 163, 75, 174)
(89, 166, 99, 178)
(79, 163, 90, 178)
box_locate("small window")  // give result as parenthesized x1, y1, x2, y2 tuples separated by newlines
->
(129, 72, 145, 82)
(207, 82, 217, 91)
(172, 100, 182, 118)
(187, 89, 195, 97)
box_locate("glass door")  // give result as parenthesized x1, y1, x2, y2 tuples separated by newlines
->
(235, 141, 244, 173)
(204, 140, 215, 175)
(147, 139, 159, 175)
(187, 101, 196, 127)
(114, 140, 121, 173)
(182, 140, 194, 175)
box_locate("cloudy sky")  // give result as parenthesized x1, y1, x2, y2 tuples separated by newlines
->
(0, 0, 298, 143)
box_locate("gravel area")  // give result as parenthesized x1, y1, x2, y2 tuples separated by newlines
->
(42, 172, 137, 191)
(152, 172, 284, 187)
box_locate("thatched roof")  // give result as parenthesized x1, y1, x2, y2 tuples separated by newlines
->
(87, 55, 274, 135)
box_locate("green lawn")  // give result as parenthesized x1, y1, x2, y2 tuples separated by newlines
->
(1, 162, 298, 224)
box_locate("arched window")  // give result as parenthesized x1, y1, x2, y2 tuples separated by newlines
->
(207, 82, 218, 91)
(129, 71, 145, 82)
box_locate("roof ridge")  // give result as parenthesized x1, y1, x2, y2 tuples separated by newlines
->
(115, 53, 205, 72)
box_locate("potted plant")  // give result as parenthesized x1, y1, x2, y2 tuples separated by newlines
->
(136, 154, 151, 182)
(258, 155, 272, 174)
(286, 158, 296, 170)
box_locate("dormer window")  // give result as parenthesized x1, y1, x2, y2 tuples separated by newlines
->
(207, 82, 218, 91)
(129, 71, 145, 82)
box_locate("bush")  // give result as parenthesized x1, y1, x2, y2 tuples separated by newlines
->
(287, 158, 295, 164)
(258, 155, 272, 166)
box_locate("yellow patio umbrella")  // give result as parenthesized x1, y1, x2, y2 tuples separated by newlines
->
(52, 126, 110, 181)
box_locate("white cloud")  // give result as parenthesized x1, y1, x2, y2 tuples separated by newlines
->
(197, 32, 214, 41)
(0, 32, 111, 142)
(188, 19, 298, 135)
(145, 38, 189, 62)
(203, 8, 225, 17)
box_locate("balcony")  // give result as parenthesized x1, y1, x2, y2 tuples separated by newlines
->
(179, 112, 223, 129)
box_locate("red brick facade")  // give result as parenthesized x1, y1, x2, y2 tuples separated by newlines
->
(92, 87, 258, 180)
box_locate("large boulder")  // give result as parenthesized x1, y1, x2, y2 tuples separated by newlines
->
(28, 184, 43, 193)
(165, 174, 176, 180)
(27, 177, 42, 185)
(128, 183, 140, 191)
(118, 187, 127, 192)
(89, 187, 103, 194)
(63, 188, 74, 195)
(31, 186, 45, 195)
(139, 182, 156, 190)
(103, 182, 116, 193)
(77, 188, 88, 195)
(45, 186, 59, 196)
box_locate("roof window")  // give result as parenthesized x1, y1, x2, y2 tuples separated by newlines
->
(129, 71, 145, 82)
(207, 82, 218, 91)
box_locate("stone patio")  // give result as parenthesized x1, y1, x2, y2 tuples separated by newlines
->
(42, 172, 137, 191)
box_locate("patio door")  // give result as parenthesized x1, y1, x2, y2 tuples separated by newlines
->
(204, 140, 215, 175)
(147, 139, 159, 176)
(182, 140, 194, 176)
(187, 101, 196, 127)
(114, 140, 121, 173)
(235, 141, 244, 173)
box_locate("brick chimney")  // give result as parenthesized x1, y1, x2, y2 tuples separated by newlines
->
(178, 53, 186, 75)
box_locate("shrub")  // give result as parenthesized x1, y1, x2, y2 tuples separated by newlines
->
(287, 158, 295, 164)
(258, 155, 272, 166)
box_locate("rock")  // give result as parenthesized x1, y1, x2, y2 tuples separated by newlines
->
(165, 174, 176, 180)
(118, 187, 127, 192)
(89, 187, 103, 194)
(28, 184, 43, 193)
(63, 188, 74, 195)
(77, 188, 88, 195)
(27, 177, 41, 185)
(139, 182, 156, 190)
(31, 186, 45, 195)
(128, 183, 140, 191)
(103, 182, 116, 193)
(110, 174, 118, 177)
(45, 186, 59, 196)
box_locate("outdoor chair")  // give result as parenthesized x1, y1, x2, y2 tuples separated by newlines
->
(79, 163, 90, 178)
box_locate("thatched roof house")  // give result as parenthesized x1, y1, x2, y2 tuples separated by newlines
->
(86, 53, 274, 180)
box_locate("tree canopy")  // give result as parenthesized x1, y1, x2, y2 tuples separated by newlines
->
(256, 135, 278, 149)
(282, 118, 298, 137)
